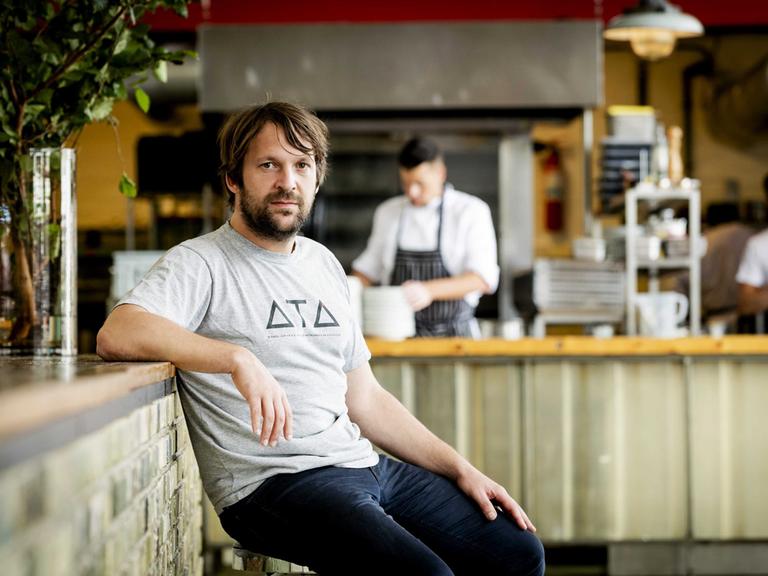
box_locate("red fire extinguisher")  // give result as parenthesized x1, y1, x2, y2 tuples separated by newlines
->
(544, 149, 564, 232)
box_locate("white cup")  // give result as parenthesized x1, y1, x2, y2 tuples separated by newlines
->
(592, 324, 615, 339)
(501, 318, 524, 340)
(479, 320, 497, 339)
(635, 292, 688, 338)
(707, 319, 727, 338)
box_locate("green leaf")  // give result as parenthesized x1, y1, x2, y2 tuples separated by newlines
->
(134, 87, 150, 113)
(86, 98, 114, 121)
(36, 89, 55, 105)
(119, 172, 137, 198)
(3, 0, 194, 212)
(113, 29, 130, 55)
(153, 60, 168, 83)
(3, 125, 18, 139)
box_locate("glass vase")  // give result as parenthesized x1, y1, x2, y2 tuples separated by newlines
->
(0, 148, 77, 355)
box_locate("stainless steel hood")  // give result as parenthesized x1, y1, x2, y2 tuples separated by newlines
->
(198, 21, 603, 112)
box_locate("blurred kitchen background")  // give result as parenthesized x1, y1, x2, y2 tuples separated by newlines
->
(76, 0, 768, 353)
(63, 3, 768, 573)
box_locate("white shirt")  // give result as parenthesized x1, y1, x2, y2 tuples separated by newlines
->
(736, 228, 768, 287)
(352, 185, 499, 307)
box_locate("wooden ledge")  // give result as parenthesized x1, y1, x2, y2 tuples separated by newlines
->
(0, 358, 174, 440)
(366, 336, 768, 358)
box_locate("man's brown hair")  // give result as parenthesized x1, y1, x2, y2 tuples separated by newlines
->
(218, 102, 329, 207)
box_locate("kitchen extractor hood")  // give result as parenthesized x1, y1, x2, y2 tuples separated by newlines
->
(198, 21, 602, 113)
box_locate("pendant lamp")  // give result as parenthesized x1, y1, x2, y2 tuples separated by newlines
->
(604, 0, 704, 61)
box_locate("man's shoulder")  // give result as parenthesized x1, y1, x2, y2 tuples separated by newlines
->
(746, 227, 768, 250)
(376, 195, 407, 215)
(297, 235, 328, 253)
(181, 225, 226, 246)
(297, 236, 340, 263)
(752, 227, 768, 240)
(175, 225, 235, 258)
(446, 187, 491, 214)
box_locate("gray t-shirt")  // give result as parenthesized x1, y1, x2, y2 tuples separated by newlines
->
(118, 223, 378, 513)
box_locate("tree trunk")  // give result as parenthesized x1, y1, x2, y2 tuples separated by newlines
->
(8, 227, 35, 342)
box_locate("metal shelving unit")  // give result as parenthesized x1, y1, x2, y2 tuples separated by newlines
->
(625, 183, 701, 335)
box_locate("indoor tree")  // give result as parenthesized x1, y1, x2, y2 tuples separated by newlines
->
(0, 0, 192, 349)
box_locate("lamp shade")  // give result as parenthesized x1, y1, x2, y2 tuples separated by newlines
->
(604, 0, 704, 60)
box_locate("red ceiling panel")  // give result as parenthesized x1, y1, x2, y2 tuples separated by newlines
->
(144, 0, 768, 31)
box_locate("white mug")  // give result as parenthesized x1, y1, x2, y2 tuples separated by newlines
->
(501, 318, 524, 340)
(635, 292, 688, 338)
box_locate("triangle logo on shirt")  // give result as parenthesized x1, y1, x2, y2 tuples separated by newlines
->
(266, 299, 340, 331)
(314, 300, 340, 328)
(266, 301, 294, 329)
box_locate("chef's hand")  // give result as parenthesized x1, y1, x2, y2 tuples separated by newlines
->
(402, 280, 433, 311)
(230, 348, 293, 447)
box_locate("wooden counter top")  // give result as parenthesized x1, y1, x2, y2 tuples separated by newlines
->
(366, 335, 768, 358)
(3, 337, 766, 440)
(0, 356, 174, 440)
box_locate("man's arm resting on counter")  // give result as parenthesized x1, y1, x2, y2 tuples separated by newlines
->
(737, 283, 768, 315)
(345, 362, 535, 531)
(97, 304, 292, 446)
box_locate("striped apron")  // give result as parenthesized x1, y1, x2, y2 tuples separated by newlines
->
(390, 198, 476, 337)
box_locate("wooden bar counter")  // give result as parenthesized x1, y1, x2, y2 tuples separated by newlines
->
(0, 357, 174, 442)
(0, 357, 203, 576)
(2, 336, 766, 566)
(366, 335, 768, 544)
(366, 334, 768, 358)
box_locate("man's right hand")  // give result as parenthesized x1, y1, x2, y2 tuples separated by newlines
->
(230, 349, 293, 447)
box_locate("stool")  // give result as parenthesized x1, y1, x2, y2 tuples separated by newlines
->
(232, 543, 315, 575)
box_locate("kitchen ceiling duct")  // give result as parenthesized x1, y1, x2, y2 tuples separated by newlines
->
(198, 21, 602, 113)
(707, 55, 768, 148)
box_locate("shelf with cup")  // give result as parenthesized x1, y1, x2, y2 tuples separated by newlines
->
(625, 181, 701, 336)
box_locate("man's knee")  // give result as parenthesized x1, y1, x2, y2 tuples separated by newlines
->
(514, 534, 545, 576)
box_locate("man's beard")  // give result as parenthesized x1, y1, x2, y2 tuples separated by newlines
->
(239, 188, 311, 242)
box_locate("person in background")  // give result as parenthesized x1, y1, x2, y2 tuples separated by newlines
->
(675, 221, 755, 325)
(97, 102, 543, 576)
(352, 137, 499, 338)
(736, 173, 768, 323)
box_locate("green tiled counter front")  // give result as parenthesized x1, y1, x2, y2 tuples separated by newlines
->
(0, 358, 203, 576)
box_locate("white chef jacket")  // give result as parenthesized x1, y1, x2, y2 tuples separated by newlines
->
(352, 185, 499, 307)
(736, 228, 768, 288)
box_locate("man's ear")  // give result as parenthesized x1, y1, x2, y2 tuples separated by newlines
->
(225, 174, 240, 195)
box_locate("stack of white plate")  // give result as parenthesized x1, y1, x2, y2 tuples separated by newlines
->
(362, 286, 415, 340)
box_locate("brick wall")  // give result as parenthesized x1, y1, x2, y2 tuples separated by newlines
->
(0, 392, 203, 576)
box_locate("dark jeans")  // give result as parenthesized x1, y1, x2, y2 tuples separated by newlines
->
(219, 455, 545, 576)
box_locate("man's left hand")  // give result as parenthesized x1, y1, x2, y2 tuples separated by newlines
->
(456, 465, 537, 532)
(402, 280, 433, 311)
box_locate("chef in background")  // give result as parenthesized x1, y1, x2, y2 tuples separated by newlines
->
(352, 137, 499, 337)
(736, 172, 768, 327)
